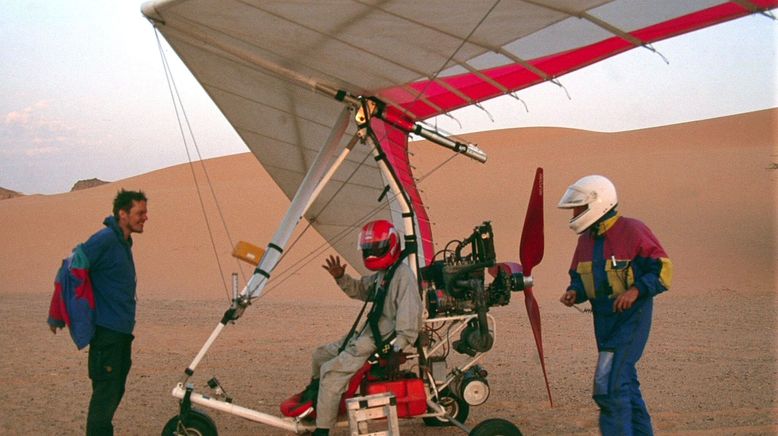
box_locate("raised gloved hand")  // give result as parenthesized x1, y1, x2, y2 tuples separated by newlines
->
(322, 255, 346, 279)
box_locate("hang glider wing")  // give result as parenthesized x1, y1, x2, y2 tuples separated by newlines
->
(142, 0, 776, 274)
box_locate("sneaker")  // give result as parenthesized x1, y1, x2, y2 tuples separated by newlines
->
(280, 378, 320, 417)
(299, 378, 320, 405)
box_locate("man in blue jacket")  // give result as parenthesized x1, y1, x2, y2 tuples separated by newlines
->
(558, 175, 671, 436)
(52, 189, 148, 435)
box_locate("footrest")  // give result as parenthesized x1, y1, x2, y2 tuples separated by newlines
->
(345, 392, 399, 436)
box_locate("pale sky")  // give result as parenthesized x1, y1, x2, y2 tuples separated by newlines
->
(1, 1, 776, 195)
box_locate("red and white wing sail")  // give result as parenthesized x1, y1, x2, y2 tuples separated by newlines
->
(142, 0, 776, 273)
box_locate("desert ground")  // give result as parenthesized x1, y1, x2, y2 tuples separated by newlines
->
(0, 109, 775, 435)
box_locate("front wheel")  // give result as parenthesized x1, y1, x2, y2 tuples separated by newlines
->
(469, 418, 522, 436)
(422, 389, 469, 427)
(161, 409, 218, 436)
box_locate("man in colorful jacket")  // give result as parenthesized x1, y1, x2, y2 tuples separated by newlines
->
(50, 189, 148, 436)
(558, 175, 672, 436)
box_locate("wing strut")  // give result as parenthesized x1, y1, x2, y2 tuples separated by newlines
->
(245, 107, 354, 299)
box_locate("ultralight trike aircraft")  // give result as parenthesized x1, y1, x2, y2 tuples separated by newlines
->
(140, 1, 777, 434)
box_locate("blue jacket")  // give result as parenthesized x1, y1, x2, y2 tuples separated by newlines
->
(47, 244, 96, 349)
(80, 216, 137, 335)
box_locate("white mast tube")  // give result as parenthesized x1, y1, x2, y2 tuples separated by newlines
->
(172, 384, 313, 433)
(245, 108, 352, 298)
(372, 147, 419, 277)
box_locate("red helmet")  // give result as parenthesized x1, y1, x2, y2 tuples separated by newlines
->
(359, 220, 401, 271)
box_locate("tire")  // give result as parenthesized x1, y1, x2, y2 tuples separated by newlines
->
(468, 418, 522, 436)
(161, 409, 218, 436)
(422, 389, 470, 427)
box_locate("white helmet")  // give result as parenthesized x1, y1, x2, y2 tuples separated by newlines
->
(557, 175, 618, 234)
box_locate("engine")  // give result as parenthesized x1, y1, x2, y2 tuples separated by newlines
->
(420, 221, 531, 357)
(421, 221, 529, 317)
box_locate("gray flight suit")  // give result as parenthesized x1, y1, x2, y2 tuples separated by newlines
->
(312, 262, 422, 430)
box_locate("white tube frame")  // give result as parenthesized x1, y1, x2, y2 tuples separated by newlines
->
(141, 7, 493, 431)
(182, 108, 353, 377)
(172, 383, 314, 434)
(423, 314, 497, 394)
(171, 117, 432, 433)
(171, 117, 431, 433)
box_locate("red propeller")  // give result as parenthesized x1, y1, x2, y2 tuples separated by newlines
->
(519, 167, 552, 407)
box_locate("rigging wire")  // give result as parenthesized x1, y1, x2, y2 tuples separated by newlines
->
(153, 31, 458, 299)
(155, 30, 241, 300)
(262, 125, 460, 296)
(262, 142, 379, 295)
(387, 1, 504, 153)
(273, 134, 361, 262)
(415, 151, 459, 185)
(261, 137, 375, 293)
(408, 0, 502, 119)
(155, 4, 488, 298)
(258, 6, 504, 293)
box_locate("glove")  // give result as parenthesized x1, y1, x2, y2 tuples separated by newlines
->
(322, 255, 346, 279)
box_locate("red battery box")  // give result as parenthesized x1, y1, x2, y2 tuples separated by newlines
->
(365, 378, 427, 417)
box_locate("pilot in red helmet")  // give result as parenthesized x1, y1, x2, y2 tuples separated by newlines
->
(285, 219, 422, 436)
(358, 219, 401, 271)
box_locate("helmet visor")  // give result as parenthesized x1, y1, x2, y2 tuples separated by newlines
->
(361, 240, 391, 259)
(558, 186, 593, 208)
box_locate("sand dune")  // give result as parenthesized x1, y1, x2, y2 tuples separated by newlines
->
(0, 109, 775, 435)
(1, 109, 774, 301)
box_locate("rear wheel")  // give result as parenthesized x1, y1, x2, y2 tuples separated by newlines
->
(161, 409, 218, 436)
(469, 418, 522, 436)
(422, 389, 469, 427)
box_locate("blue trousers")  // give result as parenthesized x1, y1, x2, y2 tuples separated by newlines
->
(592, 300, 654, 436)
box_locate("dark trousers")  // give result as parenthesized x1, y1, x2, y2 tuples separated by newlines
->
(86, 326, 134, 436)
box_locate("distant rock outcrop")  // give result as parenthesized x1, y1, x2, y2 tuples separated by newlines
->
(71, 178, 109, 192)
(0, 187, 23, 200)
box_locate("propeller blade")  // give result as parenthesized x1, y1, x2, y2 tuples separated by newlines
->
(519, 167, 552, 406)
(525, 286, 553, 406)
(520, 168, 544, 276)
